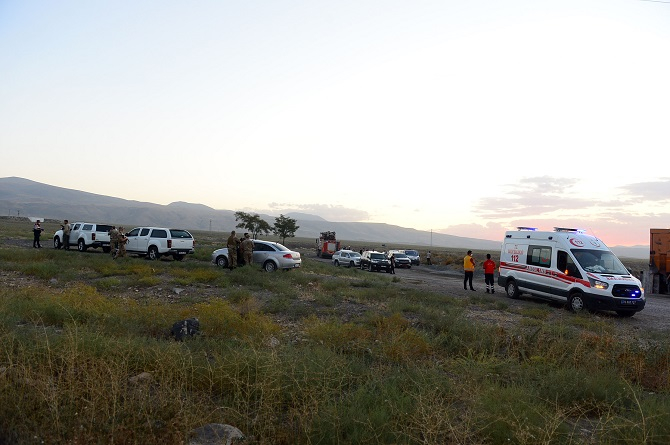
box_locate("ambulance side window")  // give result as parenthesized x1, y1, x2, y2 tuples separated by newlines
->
(558, 251, 582, 278)
(527, 245, 551, 268)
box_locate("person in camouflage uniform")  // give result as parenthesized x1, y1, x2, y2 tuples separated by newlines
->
(241, 233, 254, 266)
(226, 230, 239, 269)
(114, 227, 127, 259)
(109, 226, 119, 257)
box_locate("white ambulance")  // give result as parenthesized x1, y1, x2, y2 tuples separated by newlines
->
(498, 227, 645, 316)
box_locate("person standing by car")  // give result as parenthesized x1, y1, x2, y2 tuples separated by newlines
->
(114, 227, 127, 259)
(32, 220, 44, 248)
(463, 250, 476, 291)
(241, 233, 254, 266)
(389, 253, 396, 274)
(108, 226, 119, 257)
(426, 250, 432, 265)
(226, 230, 239, 269)
(483, 253, 496, 293)
(62, 220, 71, 250)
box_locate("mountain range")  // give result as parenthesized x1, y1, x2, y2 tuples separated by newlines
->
(0, 177, 648, 259)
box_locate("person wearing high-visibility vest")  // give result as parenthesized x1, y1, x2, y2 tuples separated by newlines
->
(463, 250, 476, 291)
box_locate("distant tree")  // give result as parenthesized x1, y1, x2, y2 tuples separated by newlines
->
(234, 211, 272, 239)
(272, 214, 299, 245)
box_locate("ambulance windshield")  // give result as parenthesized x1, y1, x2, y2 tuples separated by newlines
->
(571, 249, 629, 275)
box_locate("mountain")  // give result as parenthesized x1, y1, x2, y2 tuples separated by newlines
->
(0, 177, 648, 258)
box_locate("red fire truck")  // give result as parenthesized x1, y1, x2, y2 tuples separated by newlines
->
(316, 231, 340, 258)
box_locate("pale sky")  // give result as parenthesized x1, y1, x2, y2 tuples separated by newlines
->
(1, 0, 669, 246)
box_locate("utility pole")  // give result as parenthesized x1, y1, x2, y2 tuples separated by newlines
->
(209, 219, 212, 232)
(430, 229, 432, 248)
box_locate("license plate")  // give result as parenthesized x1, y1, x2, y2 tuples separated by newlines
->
(621, 300, 637, 305)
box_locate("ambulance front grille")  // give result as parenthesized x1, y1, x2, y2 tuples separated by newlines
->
(611, 284, 642, 299)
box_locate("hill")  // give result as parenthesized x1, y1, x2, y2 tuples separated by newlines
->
(0, 176, 648, 258)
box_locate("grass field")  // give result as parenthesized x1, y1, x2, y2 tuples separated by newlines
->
(0, 217, 666, 444)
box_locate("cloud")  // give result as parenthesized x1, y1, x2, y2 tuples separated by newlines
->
(618, 179, 670, 202)
(267, 202, 370, 222)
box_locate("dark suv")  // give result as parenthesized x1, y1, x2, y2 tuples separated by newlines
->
(360, 251, 393, 273)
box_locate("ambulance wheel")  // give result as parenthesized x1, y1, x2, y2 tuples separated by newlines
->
(568, 293, 586, 312)
(505, 280, 520, 299)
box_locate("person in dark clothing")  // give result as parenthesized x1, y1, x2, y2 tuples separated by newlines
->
(389, 253, 396, 274)
(33, 220, 44, 248)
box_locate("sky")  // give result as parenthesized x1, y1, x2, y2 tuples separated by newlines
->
(1, 0, 669, 247)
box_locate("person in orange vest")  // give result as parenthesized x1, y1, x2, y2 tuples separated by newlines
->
(463, 250, 476, 291)
(483, 253, 496, 293)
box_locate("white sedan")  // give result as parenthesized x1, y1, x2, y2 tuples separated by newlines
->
(211, 239, 301, 272)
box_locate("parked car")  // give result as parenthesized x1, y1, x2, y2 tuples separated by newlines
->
(360, 251, 392, 273)
(53, 222, 113, 253)
(124, 227, 195, 260)
(404, 249, 421, 265)
(211, 239, 301, 272)
(389, 252, 412, 268)
(332, 250, 361, 268)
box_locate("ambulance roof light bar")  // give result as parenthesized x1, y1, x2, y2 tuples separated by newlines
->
(554, 227, 586, 233)
(516, 226, 537, 231)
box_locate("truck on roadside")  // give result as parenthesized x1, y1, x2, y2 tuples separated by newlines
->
(316, 231, 340, 258)
(53, 222, 113, 253)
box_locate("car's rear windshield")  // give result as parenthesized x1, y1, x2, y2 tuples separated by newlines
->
(274, 243, 290, 251)
(96, 225, 113, 232)
(170, 230, 193, 239)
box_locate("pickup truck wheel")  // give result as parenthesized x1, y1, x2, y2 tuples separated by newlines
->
(173, 254, 184, 261)
(263, 261, 277, 272)
(148, 246, 159, 261)
(216, 256, 228, 268)
(77, 239, 87, 252)
(53, 237, 61, 249)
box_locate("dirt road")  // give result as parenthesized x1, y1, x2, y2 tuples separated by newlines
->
(319, 257, 670, 333)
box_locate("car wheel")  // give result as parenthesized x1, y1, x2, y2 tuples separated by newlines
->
(216, 255, 228, 268)
(505, 280, 520, 299)
(53, 237, 61, 249)
(368, 263, 373, 272)
(334, 260, 339, 267)
(148, 246, 159, 261)
(78, 239, 86, 252)
(616, 310, 636, 317)
(568, 293, 586, 312)
(349, 261, 355, 268)
(173, 254, 184, 261)
(263, 261, 278, 272)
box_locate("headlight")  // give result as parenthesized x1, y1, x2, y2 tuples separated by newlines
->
(588, 278, 609, 290)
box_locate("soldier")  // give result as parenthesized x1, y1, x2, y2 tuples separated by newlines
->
(241, 233, 254, 267)
(226, 230, 239, 269)
(108, 226, 119, 257)
(114, 227, 127, 259)
(62, 219, 71, 250)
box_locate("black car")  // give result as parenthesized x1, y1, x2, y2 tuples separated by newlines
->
(360, 251, 393, 273)
(389, 252, 412, 269)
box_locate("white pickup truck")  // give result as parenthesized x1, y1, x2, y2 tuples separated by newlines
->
(123, 227, 195, 260)
(54, 222, 113, 253)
